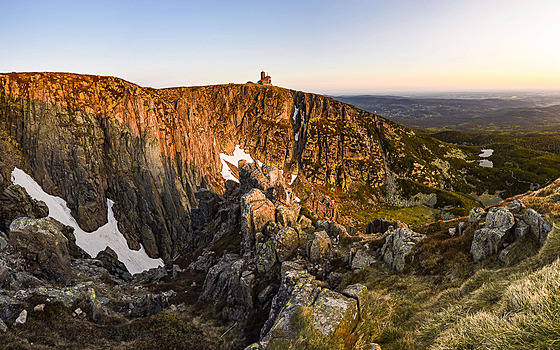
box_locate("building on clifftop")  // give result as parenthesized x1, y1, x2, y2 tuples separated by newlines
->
(258, 71, 272, 85)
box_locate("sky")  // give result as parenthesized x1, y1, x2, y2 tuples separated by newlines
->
(1, 0, 559, 94)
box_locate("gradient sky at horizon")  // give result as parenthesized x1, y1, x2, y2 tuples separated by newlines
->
(1, 0, 559, 94)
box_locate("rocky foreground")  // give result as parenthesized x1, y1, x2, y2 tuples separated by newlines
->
(0, 156, 553, 349)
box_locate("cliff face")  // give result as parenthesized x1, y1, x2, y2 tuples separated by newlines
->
(0, 73, 465, 260)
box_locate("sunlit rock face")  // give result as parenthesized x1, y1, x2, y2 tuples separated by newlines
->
(0, 72, 469, 261)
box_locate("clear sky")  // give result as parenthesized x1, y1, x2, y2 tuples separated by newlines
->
(1, 0, 559, 94)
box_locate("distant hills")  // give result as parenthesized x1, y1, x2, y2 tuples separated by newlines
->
(333, 94, 560, 132)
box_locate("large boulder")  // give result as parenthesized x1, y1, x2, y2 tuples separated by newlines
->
(522, 209, 552, 245)
(381, 228, 425, 271)
(485, 208, 515, 231)
(9, 217, 72, 284)
(470, 207, 516, 261)
(470, 228, 510, 261)
(311, 288, 359, 339)
(0, 184, 49, 232)
(274, 227, 300, 262)
(351, 249, 376, 270)
(308, 230, 332, 263)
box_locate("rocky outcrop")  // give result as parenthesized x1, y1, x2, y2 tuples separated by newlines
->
(0, 184, 48, 232)
(523, 209, 552, 245)
(95, 247, 132, 282)
(382, 228, 426, 271)
(304, 194, 339, 222)
(470, 204, 552, 261)
(8, 217, 72, 284)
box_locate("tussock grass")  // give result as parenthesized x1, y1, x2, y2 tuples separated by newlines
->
(426, 259, 560, 350)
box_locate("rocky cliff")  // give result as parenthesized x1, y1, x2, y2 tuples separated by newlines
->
(0, 72, 472, 261)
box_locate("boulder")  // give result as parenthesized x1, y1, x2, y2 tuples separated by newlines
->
(514, 220, 530, 239)
(470, 228, 510, 261)
(381, 228, 425, 271)
(0, 318, 6, 332)
(9, 217, 72, 284)
(0, 184, 49, 232)
(95, 247, 132, 282)
(351, 249, 376, 270)
(485, 208, 515, 231)
(308, 230, 332, 263)
(274, 227, 300, 262)
(342, 283, 368, 310)
(275, 204, 301, 227)
(188, 250, 217, 272)
(468, 207, 486, 223)
(15, 309, 27, 324)
(507, 199, 524, 214)
(522, 209, 552, 245)
(189, 188, 223, 248)
(311, 289, 359, 338)
(260, 270, 320, 341)
(200, 254, 252, 307)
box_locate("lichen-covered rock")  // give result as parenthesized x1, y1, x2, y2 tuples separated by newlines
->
(351, 249, 376, 270)
(342, 283, 368, 310)
(485, 208, 515, 231)
(308, 230, 332, 263)
(274, 227, 300, 262)
(507, 199, 524, 214)
(0, 184, 49, 232)
(470, 228, 510, 261)
(468, 207, 486, 223)
(311, 288, 359, 338)
(381, 228, 425, 271)
(188, 250, 217, 272)
(0, 318, 6, 332)
(514, 219, 530, 239)
(260, 269, 320, 341)
(9, 217, 72, 284)
(523, 209, 552, 245)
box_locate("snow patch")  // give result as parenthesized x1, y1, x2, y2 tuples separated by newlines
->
(294, 131, 300, 142)
(289, 174, 298, 185)
(291, 107, 299, 122)
(220, 145, 256, 182)
(11, 168, 164, 274)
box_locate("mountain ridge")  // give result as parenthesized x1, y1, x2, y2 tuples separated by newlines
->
(0, 72, 480, 260)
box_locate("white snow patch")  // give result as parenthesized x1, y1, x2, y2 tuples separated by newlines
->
(289, 174, 298, 185)
(220, 145, 256, 182)
(292, 107, 299, 122)
(294, 131, 300, 142)
(11, 168, 164, 274)
(295, 196, 301, 203)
